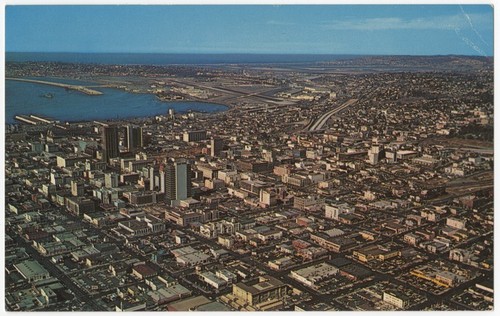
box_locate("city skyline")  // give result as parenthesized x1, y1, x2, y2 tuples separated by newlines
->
(5, 53, 494, 311)
(6, 4, 494, 56)
(3, 3, 495, 313)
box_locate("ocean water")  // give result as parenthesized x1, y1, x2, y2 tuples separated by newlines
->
(5, 79, 228, 124)
(6, 52, 359, 65)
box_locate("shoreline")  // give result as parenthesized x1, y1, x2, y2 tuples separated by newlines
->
(6, 77, 104, 96)
(159, 99, 232, 110)
(6, 77, 231, 125)
(8, 106, 229, 125)
(9, 75, 233, 110)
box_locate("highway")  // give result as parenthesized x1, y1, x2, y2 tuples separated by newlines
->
(307, 98, 358, 131)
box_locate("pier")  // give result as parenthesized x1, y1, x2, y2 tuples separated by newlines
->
(14, 114, 58, 125)
(6, 77, 103, 95)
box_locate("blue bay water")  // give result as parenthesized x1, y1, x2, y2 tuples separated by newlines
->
(5, 79, 228, 124)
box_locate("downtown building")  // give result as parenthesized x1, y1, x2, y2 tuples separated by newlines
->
(183, 130, 207, 142)
(125, 125, 143, 151)
(161, 160, 192, 206)
(102, 125, 119, 162)
(210, 137, 224, 157)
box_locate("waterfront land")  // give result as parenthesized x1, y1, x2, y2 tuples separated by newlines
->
(6, 77, 104, 95)
(4, 55, 494, 311)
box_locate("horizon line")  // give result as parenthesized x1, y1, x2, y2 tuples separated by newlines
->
(6, 51, 494, 58)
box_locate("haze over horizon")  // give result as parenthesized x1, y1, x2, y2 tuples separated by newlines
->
(5, 52, 495, 57)
(6, 5, 494, 56)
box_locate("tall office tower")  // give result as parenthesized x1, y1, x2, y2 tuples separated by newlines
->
(163, 161, 192, 204)
(102, 126, 119, 162)
(368, 144, 384, 165)
(210, 137, 224, 157)
(71, 180, 84, 197)
(125, 125, 143, 151)
(104, 173, 119, 188)
(183, 130, 207, 142)
(148, 165, 160, 191)
(160, 167, 166, 194)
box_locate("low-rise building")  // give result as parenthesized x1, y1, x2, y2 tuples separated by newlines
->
(290, 263, 338, 288)
(383, 290, 410, 309)
(231, 275, 288, 311)
(14, 260, 50, 282)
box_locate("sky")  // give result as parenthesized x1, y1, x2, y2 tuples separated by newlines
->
(5, 4, 494, 56)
